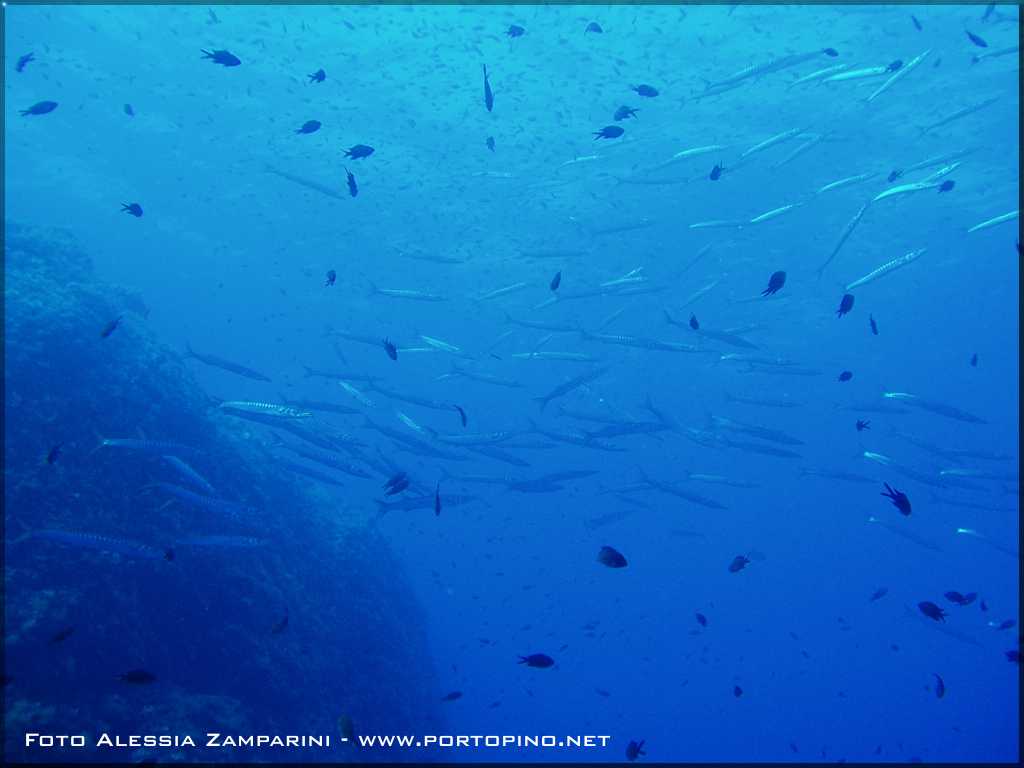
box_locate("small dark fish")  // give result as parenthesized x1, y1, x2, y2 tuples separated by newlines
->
(585, 21, 603, 34)
(384, 471, 408, 491)
(201, 49, 241, 67)
(689, 313, 699, 330)
(207, 8, 220, 24)
(933, 673, 945, 698)
(486, 136, 495, 152)
(1007, 650, 1021, 663)
(695, 612, 708, 627)
(46, 444, 63, 464)
(965, 31, 988, 48)
(338, 714, 355, 741)
(325, 269, 336, 287)
(614, 106, 639, 121)
(728, 555, 750, 573)
(382, 337, 398, 361)
(344, 167, 358, 197)
(20, 101, 58, 116)
(869, 587, 888, 602)
(886, 59, 903, 73)
(434, 482, 442, 516)
(506, 24, 525, 38)
(296, 120, 321, 134)
(838, 370, 853, 382)
(597, 545, 628, 568)
(454, 405, 467, 427)
(961, 592, 978, 605)
(995, 619, 1016, 631)
(982, 3, 996, 21)
(888, 169, 904, 182)
(518, 653, 554, 668)
(970, 352, 978, 367)
(981, 599, 989, 612)
(881, 482, 911, 515)
(918, 601, 947, 622)
(733, 685, 743, 698)
(856, 419, 870, 432)
(938, 180, 955, 193)
(869, 315, 879, 335)
(441, 690, 462, 701)
(762, 270, 786, 296)
(117, 669, 156, 684)
(271, 613, 289, 634)
(16, 52, 35, 72)
(344, 144, 375, 160)
(100, 315, 123, 338)
(710, 163, 723, 180)
(308, 68, 326, 83)
(945, 591, 970, 606)
(124, 103, 135, 117)
(626, 740, 646, 761)
(550, 271, 562, 291)
(121, 202, 143, 217)
(911, 15, 923, 31)
(823, 47, 839, 56)
(836, 293, 855, 317)
(594, 125, 624, 140)
(631, 84, 659, 97)
(49, 626, 75, 644)
(483, 64, 494, 112)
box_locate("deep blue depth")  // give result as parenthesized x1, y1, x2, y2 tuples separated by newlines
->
(4, 3, 1020, 764)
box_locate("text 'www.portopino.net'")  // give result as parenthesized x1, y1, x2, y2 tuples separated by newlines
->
(352, 734, 612, 750)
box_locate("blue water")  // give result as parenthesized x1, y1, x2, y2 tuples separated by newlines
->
(4, 3, 1020, 764)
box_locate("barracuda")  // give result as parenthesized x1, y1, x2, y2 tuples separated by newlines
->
(882, 392, 987, 424)
(15, 529, 174, 560)
(816, 200, 871, 277)
(966, 209, 1018, 234)
(738, 127, 805, 160)
(395, 410, 427, 435)
(822, 65, 890, 82)
(749, 202, 802, 224)
(581, 331, 700, 353)
(162, 455, 217, 496)
(98, 438, 200, 456)
(788, 63, 849, 87)
(702, 48, 839, 93)
(476, 282, 529, 301)
(866, 48, 930, 103)
(844, 248, 926, 291)
(369, 285, 447, 301)
(278, 443, 372, 479)
(338, 381, 375, 407)
(872, 180, 942, 202)
(689, 219, 746, 230)
(420, 335, 462, 353)
(816, 172, 877, 194)
(919, 96, 999, 135)
(142, 482, 257, 517)
(219, 401, 311, 419)
(448, 363, 523, 388)
(511, 351, 602, 362)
